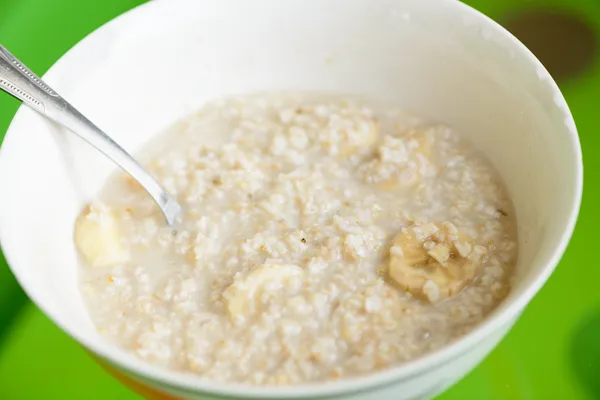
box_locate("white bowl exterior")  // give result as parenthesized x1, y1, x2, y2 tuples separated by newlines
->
(0, 0, 582, 399)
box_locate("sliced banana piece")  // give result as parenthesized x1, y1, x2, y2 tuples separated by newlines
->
(338, 119, 379, 156)
(406, 128, 434, 159)
(375, 168, 420, 191)
(223, 263, 304, 319)
(360, 131, 433, 190)
(320, 118, 379, 157)
(388, 222, 477, 302)
(123, 173, 143, 192)
(74, 204, 128, 267)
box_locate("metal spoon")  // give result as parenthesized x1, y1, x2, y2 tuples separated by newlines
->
(0, 45, 181, 226)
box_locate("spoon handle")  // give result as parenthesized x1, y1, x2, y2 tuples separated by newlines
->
(0, 45, 181, 226)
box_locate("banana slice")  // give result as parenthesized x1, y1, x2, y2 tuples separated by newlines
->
(375, 168, 420, 191)
(406, 128, 434, 159)
(359, 131, 433, 190)
(320, 118, 379, 157)
(339, 119, 379, 156)
(223, 263, 304, 319)
(74, 204, 128, 267)
(388, 222, 477, 302)
(123, 173, 144, 192)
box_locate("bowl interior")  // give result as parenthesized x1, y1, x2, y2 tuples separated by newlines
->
(0, 0, 581, 395)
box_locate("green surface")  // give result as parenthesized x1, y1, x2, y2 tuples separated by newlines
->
(0, 0, 598, 399)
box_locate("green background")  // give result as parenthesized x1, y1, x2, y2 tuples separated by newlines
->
(0, 0, 597, 398)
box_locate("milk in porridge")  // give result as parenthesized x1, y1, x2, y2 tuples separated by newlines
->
(74, 93, 517, 385)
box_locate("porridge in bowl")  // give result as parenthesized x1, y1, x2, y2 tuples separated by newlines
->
(74, 93, 517, 385)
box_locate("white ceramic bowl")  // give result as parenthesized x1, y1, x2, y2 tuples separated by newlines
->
(0, 0, 582, 399)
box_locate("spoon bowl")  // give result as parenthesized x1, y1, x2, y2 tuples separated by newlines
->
(0, 45, 181, 226)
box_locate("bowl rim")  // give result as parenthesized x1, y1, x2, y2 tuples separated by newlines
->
(0, 0, 583, 397)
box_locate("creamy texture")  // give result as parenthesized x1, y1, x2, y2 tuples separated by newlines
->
(75, 93, 517, 385)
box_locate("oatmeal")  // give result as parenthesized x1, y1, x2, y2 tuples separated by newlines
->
(74, 93, 517, 385)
